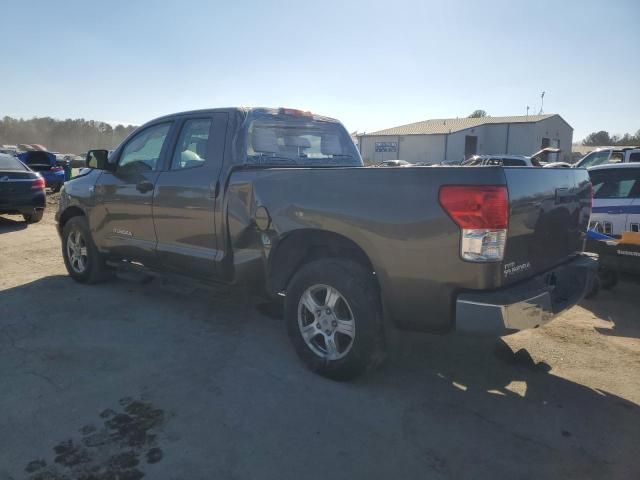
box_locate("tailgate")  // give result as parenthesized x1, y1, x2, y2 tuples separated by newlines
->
(502, 168, 591, 284)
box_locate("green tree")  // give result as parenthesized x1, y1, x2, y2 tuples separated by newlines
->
(0, 116, 137, 153)
(468, 110, 487, 118)
(582, 130, 612, 146)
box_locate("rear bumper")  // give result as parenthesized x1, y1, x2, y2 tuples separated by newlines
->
(0, 191, 46, 215)
(455, 253, 598, 334)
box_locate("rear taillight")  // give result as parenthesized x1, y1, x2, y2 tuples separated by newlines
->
(439, 185, 508, 262)
(31, 177, 45, 190)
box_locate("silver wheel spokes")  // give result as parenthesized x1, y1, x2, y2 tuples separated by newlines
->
(67, 230, 88, 274)
(298, 284, 356, 361)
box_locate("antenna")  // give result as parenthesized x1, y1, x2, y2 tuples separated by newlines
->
(538, 91, 545, 114)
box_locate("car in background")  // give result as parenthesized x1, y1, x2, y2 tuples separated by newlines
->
(543, 162, 572, 168)
(375, 159, 413, 167)
(0, 153, 46, 223)
(462, 148, 562, 167)
(588, 163, 640, 237)
(16, 150, 65, 192)
(575, 146, 640, 169)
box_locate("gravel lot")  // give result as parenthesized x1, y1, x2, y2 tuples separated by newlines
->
(1, 198, 639, 480)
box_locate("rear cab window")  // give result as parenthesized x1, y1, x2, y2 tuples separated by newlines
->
(243, 109, 361, 167)
(590, 168, 640, 199)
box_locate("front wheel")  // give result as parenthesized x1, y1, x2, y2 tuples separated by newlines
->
(62, 216, 112, 284)
(285, 259, 385, 380)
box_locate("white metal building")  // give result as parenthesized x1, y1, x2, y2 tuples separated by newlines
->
(357, 114, 573, 165)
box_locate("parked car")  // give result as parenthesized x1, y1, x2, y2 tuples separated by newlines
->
(16, 150, 65, 192)
(588, 163, 640, 237)
(0, 153, 46, 222)
(575, 146, 640, 169)
(375, 160, 413, 167)
(462, 148, 562, 167)
(56, 107, 597, 379)
(543, 162, 572, 168)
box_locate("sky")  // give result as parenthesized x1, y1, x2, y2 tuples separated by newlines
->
(1, 0, 638, 141)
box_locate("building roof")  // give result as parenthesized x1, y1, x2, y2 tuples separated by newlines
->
(360, 114, 561, 136)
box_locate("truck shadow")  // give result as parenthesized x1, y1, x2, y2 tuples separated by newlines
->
(580, 275, 640, 339)
(1, 274, 638, 479)
(377, 331, 639, 477)
(0, 215, 28, 233)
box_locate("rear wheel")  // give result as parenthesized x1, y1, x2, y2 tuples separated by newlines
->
(50, 184, 62, 193)
(62, 216, 112, 284)
(285, 259, 385, 380)
(23, 209, 44, 223)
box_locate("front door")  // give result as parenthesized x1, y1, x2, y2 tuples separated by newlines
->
(93, 122, 174, 265)
(152, 113, 228, 278)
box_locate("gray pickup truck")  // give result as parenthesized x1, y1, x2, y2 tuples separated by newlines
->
(56, 107, 597, 379)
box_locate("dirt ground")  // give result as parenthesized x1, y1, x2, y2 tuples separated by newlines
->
(1, 197, 639, 480)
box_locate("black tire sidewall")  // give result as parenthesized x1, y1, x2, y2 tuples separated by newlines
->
(285, 259, 384, 380)
(23, 209, 43, 223)
(62, 217, 105, 283)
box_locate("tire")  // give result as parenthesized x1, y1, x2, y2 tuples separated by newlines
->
(285, 258, 385, 380)
(23, 209, 44, 223)
(50, 183, 62, 193)
(62, 216, 112, 284)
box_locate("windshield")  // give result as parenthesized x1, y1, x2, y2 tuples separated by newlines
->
(577, 149, 611, 168)
(245, 113, 361, 167)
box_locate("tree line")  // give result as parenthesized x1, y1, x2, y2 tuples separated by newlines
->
(0, 116, 138, 154)
(582, 129, 640, 147)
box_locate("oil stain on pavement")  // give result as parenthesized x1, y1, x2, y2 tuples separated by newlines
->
(25, 396, 166, 480)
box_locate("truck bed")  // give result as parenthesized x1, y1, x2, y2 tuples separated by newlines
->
(226, 165, 592, 331)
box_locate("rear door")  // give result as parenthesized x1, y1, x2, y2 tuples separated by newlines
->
(589, 167, 640, 237)
(93, 122, 174, 265)
(152, 112, 228, 278)
(501, 168, 591, 284)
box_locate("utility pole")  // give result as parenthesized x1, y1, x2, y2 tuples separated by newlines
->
(538, 91, 545, 114)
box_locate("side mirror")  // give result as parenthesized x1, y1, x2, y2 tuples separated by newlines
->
(86, 149, 114, 171)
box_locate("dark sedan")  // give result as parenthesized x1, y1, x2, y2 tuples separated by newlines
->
(0, 153, 46, 223)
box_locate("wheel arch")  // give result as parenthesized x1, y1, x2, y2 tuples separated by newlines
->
(267, 229, 379, 296)
(58, 206, 86, 231)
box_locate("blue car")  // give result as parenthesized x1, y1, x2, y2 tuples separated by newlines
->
(17, 150, 65, 192)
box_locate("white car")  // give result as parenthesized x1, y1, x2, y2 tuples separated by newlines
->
(576, 146, 640, 169)
(588, 163, 640, 236)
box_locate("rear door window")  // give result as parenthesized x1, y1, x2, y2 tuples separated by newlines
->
(171, 119, 212, 170)
(628, 152, 640, 163)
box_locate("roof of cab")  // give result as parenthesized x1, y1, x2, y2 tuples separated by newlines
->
(144, 107, 340, 126)
(588, 162, 640, 171)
